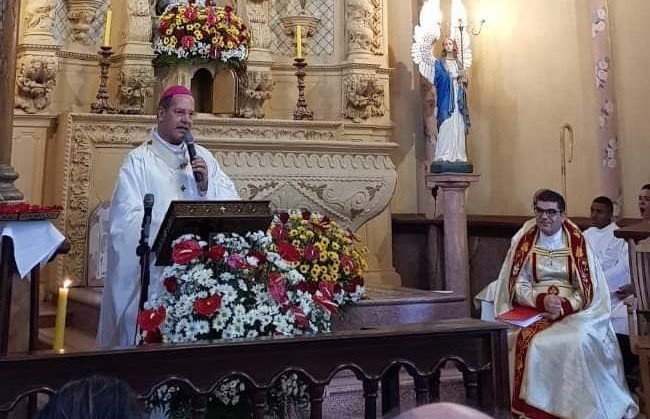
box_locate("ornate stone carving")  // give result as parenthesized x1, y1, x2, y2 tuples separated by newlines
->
(345, 0, 383, 55)
(66, 0, 102, 44)
(54, 115, 396, 284)
(236, 70, 274, 119)
(15, 56, 58, 114)
(245, 0, 272, 50)
(118, 67, 155, 114)
(23, 0, 57, 41)
(126, 0, 153, 43)
(343, 74, 385, 123)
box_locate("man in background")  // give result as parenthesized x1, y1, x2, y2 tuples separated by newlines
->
(583, 196, 636, 378)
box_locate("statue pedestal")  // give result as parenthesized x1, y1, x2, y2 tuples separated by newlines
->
(426, 172, 480, 316)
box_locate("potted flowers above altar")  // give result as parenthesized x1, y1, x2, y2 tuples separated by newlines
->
(153, 0, 251, 69)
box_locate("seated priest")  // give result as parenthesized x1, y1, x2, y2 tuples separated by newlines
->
(97, 85, 240, 348)
(491, 189, 637, 418)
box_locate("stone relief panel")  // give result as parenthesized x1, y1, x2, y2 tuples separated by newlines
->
(345, 0, 383, 55)
(118, 66, 155, 114)
(15, 56, 58, 114)
(52, 0, 112, 45)
(236, 70, 274, 118)
(270, 0, 334, 56)
(23, 0, 57, 41)
(244, 0, 272, 50)
(343, 74, 386, 123)
(221, 151, 396, 230)
(125, 0, 153, 43)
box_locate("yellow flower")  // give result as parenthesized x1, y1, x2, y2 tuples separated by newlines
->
(331, 242, 340, 251)
(226, 41, 234, 49)
(322, 274, 332, 282)
(163, 37, 171, 45)
(329, 252, 339, 262)
(299, 264, 310, 274)
(310, 266, 321, 277)
(329, 265, 339, 276)
(165, 29, 173, 36)
(292, 239, 301, 248)
(194, 30, 203, 40)
(306, 231, 315, 239)
(320, 237, 330, 246)
(211, 36, 218, 44)
(318, 252, 328, 262)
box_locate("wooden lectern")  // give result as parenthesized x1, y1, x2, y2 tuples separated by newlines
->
(153, 200, 273, 265)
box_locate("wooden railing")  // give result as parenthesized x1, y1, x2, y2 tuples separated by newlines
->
(0, 318, 510, 418)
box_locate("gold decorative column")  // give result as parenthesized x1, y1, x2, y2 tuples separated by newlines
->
(0, 0, 24, 201)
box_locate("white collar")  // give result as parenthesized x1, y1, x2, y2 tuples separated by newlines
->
(151, 129, 185, 154)
(537, 227, 564, 249)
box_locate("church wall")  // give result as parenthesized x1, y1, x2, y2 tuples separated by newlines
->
(608, 0, 650, 217)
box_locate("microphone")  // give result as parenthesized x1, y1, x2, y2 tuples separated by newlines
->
(183, 132, 203, 183)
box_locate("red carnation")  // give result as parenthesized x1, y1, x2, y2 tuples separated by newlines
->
(303, 245, 320, 263)
(172, 239, 203, 264)
(138, 306, 166, 332)
(290, 306, 309, 328)
(206, 11, 216, 25)
(193, 295, 222, 317)
(163, 277, 178, 293)
(184, 6, 198, 21)
(208, 245, 226, 261)
(268, 271, 288, 305)
(277, 242, 300, 262)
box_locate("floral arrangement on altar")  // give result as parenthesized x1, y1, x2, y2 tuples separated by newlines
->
(154, 0, 251, 68)
(0, 203, 62, 221)
(138, 210, 367, 344)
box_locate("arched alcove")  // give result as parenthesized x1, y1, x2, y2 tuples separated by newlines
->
(191, 68, 214, 113)
(212, 68, 237, 116)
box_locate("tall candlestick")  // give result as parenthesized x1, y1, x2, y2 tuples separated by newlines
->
(103, 10, 112, 47)
(52, 279, 72, 352)
(295, 25, 302, 58)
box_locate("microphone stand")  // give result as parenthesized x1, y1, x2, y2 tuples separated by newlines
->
(134, 196, 153, 345)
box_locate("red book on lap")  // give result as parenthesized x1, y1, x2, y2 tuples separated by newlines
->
(497, 305, 543, 327)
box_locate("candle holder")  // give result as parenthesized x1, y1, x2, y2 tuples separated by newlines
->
(292, 57, 313, 121)
(90, 46, 117, 114)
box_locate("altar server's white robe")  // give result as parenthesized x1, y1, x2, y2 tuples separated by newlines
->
(493, 219, 637, 419)
(584, 222, 631, 334)
(97, 131, 240, 348)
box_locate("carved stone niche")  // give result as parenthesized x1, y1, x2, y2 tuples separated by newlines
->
(47, 114, 396, 286)
(345, 0, 384, 58)
(66, 0, 103, 44)
(157, 65, 240, 116)
(236, 70, 274, 119)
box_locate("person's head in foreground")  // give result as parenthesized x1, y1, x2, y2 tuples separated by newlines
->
(36, 375, 144, 419)
(639, 184, 650, 220)
(590, 195, 614, 229)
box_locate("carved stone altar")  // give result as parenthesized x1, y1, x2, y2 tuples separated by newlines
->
(44, 114, 398, 289)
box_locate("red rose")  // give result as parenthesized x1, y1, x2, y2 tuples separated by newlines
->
(271, 225, 288, 241)
(268, 271, 288, 305)
(277, 242, 300, 262)
(193, 295, 222, 317)
(224, 4, 233, 13)
(163, 277, 178, 293)
(138, 306, 166, 332)
(172, 239, 203, 264)
(278, 212, 290, 224)
(303, 245, 320, 263)
(344, 275, 364, 293)
(208, 245, 226, 261)
(290, 306, 309, 328)
(159, 20, 170, 34)
(183, 7, 198, 21)
(301, 210, 311, 220)
(143, 328, 162, 344)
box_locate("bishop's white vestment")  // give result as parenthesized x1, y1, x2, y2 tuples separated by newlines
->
(97, 131, 240, 348)
(493, 219, 637, 419)
(584, 222, 631, 334)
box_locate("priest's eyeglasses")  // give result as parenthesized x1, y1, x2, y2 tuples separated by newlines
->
(534, 207, 562, 217)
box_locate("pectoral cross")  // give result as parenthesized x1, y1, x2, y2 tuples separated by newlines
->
(180, 184, 186, 192)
